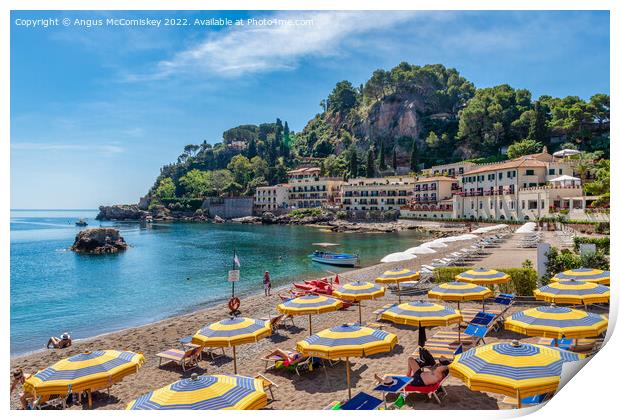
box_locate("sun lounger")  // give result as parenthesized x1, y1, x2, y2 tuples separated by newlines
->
(157, 346, 202, 371)
(503, 393, 551, 407)
(179, 336, 225, 360)
(403, 373, 450, 405)
(538, 337, 599, 354)
(261, 349, 304, 371)
(340, 391, 383, 410)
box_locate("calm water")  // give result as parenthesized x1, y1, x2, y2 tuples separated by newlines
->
(10, 209, 429, 355)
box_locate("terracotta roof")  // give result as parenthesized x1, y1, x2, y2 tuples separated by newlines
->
(463, 157, 547, 175)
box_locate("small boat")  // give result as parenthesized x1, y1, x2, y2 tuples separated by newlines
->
(309, 251, 358, 267)
(75, 218, 88, 227)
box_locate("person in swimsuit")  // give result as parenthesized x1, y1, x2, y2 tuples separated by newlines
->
(10, 369, 33, 409)
(375, 350, 450, 387)
(46, 332, 71, 349)
(263, 271, 272, 296)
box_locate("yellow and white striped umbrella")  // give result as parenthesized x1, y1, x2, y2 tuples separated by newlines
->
(505, 306, 608, 339)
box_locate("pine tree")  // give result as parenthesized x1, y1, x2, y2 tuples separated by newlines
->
(378, 141, 386, 170)
(366, 148, 376, 178)
(247, 138, 257, 158)
(283, 121, 290, 145)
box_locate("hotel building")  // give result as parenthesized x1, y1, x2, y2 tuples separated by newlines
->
(340, 177, 416, 212)
(254, 184, 290, 213)
(287, 167, 344, 209)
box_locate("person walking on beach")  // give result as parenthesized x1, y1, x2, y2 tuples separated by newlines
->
(263, 271, 272, 296)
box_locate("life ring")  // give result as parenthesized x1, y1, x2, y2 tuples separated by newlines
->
(228, 297, 240, 312)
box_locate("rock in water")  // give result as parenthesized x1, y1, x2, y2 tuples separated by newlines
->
(70, 228, 128, 254)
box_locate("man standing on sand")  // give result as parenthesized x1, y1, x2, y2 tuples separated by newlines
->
(263, 271, 272, 296)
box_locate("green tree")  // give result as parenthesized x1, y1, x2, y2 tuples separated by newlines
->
(366, 148, 376, 178)
(392, 148, 397, 170)
(506, 139, 543, 159)
(154, 177, 176, 200)
(178, 170, 211, 197)
(283, 121, 291, 145)
(227, 155, 252, 188)
(378, 141, 386, 170)
(327, 80, 359, 113)
(247, 138, 257, 158)
(210, 170, 234, 196)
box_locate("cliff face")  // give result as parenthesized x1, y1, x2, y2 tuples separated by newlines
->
(96, 205, 148, 221)
(356, 94, 424, 143)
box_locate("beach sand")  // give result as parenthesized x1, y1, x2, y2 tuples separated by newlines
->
(9, 232, 591, 410)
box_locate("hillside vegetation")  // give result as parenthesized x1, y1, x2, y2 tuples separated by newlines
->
(147, 62, 610, 207)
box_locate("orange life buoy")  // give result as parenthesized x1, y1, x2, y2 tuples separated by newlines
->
(228, 297, 240, 312)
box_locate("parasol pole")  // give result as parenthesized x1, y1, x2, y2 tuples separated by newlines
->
(309, 314, 313, 335)
(232, 345, 237, 374)
(346, 357, 352, 400)
(358, 301, 362, 324)
(397, 282, 402, 304)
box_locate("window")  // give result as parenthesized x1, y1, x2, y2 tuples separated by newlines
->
(479, 202, 483, 209)
(549, 168, 556, 175)
(528, 200, 538, 210)
(559, 168, 563, 175)
(490, 201, 493, 209)
(525, 169, 535, 176)
(499, 172, 503, 180)
(541, 200, 545, 209)
(471, 202, 474, 209)
(510, 201, 514, 210)
(521, 200, 525, 209)
(499, 201, 503, 209)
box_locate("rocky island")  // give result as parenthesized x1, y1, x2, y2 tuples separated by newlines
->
(70, 228, 129, 254)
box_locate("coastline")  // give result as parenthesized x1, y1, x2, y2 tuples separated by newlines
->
(10, 221, 465, 360)
(10, 236, 472, 362)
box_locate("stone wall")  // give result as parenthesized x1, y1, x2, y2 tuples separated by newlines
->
(202, 197, 254, 219)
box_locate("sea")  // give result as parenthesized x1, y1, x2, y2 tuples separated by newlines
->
(10, 209, 430, 356)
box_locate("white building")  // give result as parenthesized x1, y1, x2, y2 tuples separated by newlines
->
(254, 184, 289, 213)
(340, 177, 415, 211)
(287, 167, 344, 209)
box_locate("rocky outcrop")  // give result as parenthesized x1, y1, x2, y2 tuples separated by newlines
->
(231, 216, 261, 224)
(70, 228, 128, 254)
(96, 205, 148, 221)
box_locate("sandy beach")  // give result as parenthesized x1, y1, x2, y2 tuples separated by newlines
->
(9, 230, 593, 410)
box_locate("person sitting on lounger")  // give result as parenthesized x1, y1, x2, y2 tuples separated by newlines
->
(46, 332, 71, 349)
(264, 348, 302, 364)
(375, 354, 450, 387)
(10, 369, 33, 409)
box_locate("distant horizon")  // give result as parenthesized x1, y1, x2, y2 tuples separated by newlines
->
(11, 10, 610, 209)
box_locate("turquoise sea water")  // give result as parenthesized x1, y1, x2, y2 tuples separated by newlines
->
(10, 210, 429, 356)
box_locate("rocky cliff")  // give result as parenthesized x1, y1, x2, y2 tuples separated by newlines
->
(96, 205, 149, 221)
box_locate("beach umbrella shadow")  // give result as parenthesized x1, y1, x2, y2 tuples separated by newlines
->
(406, 385, 501, 410)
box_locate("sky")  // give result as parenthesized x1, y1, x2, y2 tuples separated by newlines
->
(10, 10, 610, 209)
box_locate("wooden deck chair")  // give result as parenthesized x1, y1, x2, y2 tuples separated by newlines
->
(260, 349, 305, 371)
(156, 346, 202, 371)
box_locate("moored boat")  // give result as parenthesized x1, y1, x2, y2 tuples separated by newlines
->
(75, 218, 88, 226)
(309, 251, 358, 267)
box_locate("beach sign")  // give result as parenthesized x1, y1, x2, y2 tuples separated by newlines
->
(228, 270, 240, 282)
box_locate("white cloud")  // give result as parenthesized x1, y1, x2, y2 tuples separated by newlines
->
(131, 11, 419, 80)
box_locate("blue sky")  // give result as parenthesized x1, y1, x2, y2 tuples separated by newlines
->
(10, 10, 609, 209)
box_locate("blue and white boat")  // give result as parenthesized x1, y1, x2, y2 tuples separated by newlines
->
(309, 243, 359, 267)
(309, 250, 359, 267)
